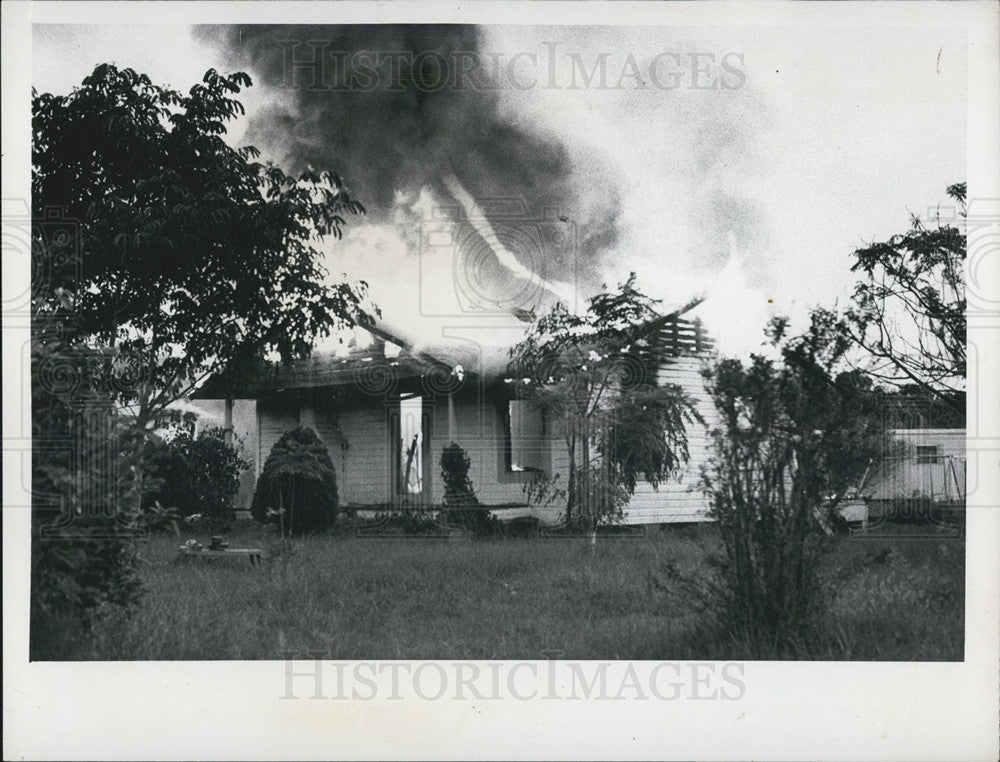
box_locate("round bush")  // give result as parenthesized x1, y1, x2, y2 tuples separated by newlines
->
(251, 426, 338, 534)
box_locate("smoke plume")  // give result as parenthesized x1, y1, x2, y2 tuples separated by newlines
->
(197, 25, 622, 304)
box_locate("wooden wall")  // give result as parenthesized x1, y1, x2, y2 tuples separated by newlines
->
(253, 353, 719, 524)
(618, 354, 718, 524)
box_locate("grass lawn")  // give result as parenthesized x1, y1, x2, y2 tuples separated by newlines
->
(36, 522, 964, 661)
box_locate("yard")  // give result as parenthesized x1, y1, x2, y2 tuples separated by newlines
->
(38, 522, 964, 661)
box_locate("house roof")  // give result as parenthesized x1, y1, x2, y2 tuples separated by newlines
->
(193, 314, 714, 400)
(193, 344, 453, 399)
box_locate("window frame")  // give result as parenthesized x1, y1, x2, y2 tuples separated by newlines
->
(496, 396, 549, 483)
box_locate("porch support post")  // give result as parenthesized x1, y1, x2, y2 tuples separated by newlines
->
(300, 399, 318, 430)
(447, 392, 456, 443)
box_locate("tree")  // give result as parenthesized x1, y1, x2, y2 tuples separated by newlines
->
(32, 64, 374, 431)
(842, 183, 966, 415)
(30, 64, 370, 651)
(508, 275, 701, 532)
(700, 310, 886, 655)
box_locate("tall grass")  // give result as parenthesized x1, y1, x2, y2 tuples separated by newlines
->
(35, 524, 963, 661)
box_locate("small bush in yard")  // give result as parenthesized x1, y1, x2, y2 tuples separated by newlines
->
(440, 442, 496, 537)
(143, 425, 247, 532)
(251, 427, 338, 534)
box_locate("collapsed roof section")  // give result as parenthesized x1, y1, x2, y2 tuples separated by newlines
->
(193, 315, 714, 400)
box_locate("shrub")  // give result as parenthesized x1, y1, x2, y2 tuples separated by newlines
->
(441, 443, 477, 507)
(440, 443, 496, 537)
(698, 314, 884, 655)
(143, 425, 246, 532)
(700, 359, 831, 654)
(30, 335, 144, 658)
(376, 511, 442, 536)
(251, 427, 338, 534)
(31, 515, 144, 622)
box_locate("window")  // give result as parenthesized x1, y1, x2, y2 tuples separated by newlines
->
(916, 445, 939, 465)
(505, 399, 546, 473)
(391, 394, 429, 498)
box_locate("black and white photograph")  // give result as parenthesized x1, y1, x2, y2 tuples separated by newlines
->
(4, 1, 999, 759)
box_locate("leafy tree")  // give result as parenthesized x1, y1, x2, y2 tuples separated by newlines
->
(700, 311, 886, 655)
(32, 64, 374, 431)
(508, 274, 701, 532)
(251, 427, 339, 534)
(30, 63, 369, 651)
(842, 183, 966, 415)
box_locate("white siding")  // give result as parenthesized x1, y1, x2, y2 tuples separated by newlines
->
(865, 429, 966, 502)
(258, 403, 298, 478)
(311, 403, 393, 506)
(622, 354, 718, 524)
(429, 396, 547, 507)
(259, 395, 396, 506)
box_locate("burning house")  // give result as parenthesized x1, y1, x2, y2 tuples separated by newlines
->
(193, 316, 718, 527)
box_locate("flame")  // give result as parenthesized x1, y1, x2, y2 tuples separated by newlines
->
(692, 233, 772, 359)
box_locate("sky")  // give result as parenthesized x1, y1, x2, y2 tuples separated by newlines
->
(32, 23, 967, 359)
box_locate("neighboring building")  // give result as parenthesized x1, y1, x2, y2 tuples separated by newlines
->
(863, 428, 966, 504)
(193, 319, 719, 527)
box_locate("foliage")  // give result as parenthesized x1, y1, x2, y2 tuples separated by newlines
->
(32, 63, 374, 430)
(143, 425, 248, 532)
(31, 518, 145, 628)
(604, 385, 695, 494)
(30, 322, 145, 656)
(135, 500, 182, 535)
(440, 443, 479, 508)
(30, 61, 370, 651)
(251, 427, 338, 534)
(842, 183, 966, 415)
(876, 384, 965, 429)
(370, 511, 443, 536)
(567, 464, 632, 527)
(523, 472, 568, 517)
(509, 274, 701, 530)
(439, 443, 496, 536)
(699, 310, 886, 654)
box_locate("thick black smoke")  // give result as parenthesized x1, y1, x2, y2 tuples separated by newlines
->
(197, 25, 622, 296)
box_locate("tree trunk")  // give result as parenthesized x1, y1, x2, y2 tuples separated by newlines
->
(224, 395, 234, 448)
(566, 426, 576, 527)
(125, 398, 154, 529)
(581, 427, 591, 526)
(279, 486, 286, 537)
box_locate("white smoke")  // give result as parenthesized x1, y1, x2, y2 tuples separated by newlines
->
(441, 169, 576, 305)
